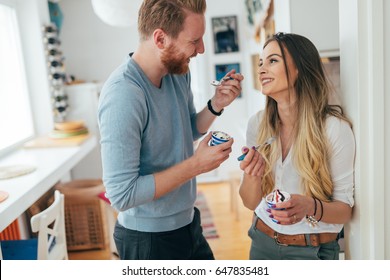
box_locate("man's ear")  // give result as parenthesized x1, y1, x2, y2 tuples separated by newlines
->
(153, 29, 166, 49)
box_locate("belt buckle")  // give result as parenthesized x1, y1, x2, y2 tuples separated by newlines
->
(274, 232, 288, 246)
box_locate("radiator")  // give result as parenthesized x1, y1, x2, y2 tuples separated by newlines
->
(0, 219, 21, 241)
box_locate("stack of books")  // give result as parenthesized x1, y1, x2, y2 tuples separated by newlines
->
(50, 121, 88, 139)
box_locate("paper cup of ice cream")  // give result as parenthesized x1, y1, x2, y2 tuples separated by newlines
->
(210, 131, 231, 146)
(266, 189, 290, 209)
(266, 189, 290, 223)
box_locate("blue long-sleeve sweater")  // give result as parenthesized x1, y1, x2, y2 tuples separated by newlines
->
(98, 54, 203, 232)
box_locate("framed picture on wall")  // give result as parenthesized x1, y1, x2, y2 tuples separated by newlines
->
(215, 63, 242, 98)
(212, 15, 239, 54)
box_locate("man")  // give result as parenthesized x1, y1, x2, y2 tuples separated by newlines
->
(98, 0, 243, 260)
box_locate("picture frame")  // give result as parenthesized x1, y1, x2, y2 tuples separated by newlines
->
(212, 15, 239, 54)
(215, 63, 242, 98)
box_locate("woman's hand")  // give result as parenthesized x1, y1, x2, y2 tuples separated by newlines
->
(239, 146, 265, 177)
(270, 195, 353, 225)
(268, 194, 312, 225)
(238, 146, 265, 210)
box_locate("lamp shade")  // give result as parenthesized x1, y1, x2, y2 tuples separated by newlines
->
(91, 0, 143, 27)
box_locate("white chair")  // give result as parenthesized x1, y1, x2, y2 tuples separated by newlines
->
(1, 190, 68, 260)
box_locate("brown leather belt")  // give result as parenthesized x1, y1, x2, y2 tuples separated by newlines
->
(254, 216, 338, 247)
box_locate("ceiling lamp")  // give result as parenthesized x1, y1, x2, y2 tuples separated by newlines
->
(91, 0, 143, 27)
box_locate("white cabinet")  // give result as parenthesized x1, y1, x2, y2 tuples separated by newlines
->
(65, 83, 103, 180)
(274, 0, 339, 57)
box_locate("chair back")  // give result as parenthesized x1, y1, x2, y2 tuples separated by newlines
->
(30, 190, 68, 260)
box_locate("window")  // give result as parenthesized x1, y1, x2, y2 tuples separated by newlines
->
(0, 1, 34, 156)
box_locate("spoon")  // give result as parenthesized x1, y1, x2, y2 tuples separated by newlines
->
(237, 136, 276, 161)
(210, 76, 234, 86)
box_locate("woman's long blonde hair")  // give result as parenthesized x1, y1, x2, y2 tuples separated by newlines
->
(257, 33, 352, 201)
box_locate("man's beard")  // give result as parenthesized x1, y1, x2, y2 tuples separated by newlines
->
(161, 44, 192, 75)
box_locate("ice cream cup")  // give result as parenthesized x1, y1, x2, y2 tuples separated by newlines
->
(265, 190, 290, 223)
(210, 131, 231, 146)
(266, 190, 290, 209)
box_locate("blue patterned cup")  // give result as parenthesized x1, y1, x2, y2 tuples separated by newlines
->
(210, 131, 231, 146)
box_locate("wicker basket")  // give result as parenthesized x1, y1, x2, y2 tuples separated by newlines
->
(56, 180, 106, 251)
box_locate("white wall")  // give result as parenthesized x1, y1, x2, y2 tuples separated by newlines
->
(274, 0, 340, 57)
(385, 0, 390, 260)
(339, 0, 389, 259)
(60, 0, 138, 83)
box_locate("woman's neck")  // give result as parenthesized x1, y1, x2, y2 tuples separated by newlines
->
(278, 103, 297, 128)
(277, 103, 297, 161)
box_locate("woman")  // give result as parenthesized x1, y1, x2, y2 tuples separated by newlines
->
(239, 32, 355, 260)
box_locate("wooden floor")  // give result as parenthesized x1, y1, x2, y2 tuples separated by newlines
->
(198, 182, 252, 260)
(68, 181, 253, 260)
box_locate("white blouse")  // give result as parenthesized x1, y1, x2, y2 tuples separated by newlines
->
(247, 111, 355, 234)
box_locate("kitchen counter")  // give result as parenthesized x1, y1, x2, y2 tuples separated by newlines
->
(0, 135, 97, 233)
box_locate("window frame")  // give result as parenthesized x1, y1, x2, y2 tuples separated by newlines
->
(0, 0, 35, 157)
